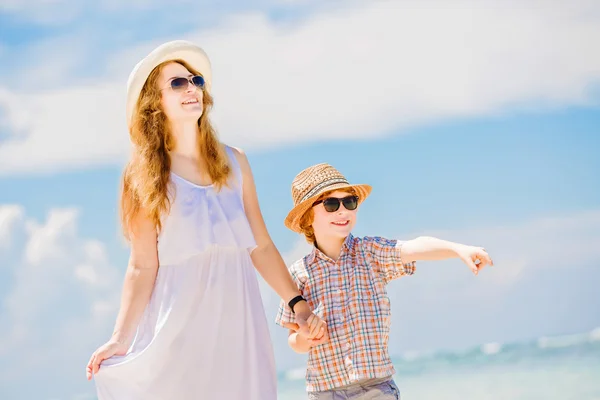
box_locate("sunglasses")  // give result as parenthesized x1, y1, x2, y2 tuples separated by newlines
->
(162, 75, 205, 92)
(313, 195, 359, 212)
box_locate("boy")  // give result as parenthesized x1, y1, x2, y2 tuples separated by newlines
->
(275, 163, 493, 399)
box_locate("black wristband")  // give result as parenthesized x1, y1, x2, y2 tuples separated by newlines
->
(288, 295, 306, 313)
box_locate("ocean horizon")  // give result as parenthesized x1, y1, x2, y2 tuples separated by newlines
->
(276, 327, 600, 399)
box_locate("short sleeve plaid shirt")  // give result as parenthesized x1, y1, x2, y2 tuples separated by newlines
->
(275, 234, 416, 392)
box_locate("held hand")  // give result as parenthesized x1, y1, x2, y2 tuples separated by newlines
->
(455, 245, 493, 275)
(292, 301, 328, 340)
(283, 322, 330, 347)
(307, 332, 330, 346)
(85, 338, 129, 380)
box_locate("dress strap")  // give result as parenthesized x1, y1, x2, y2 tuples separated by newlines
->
(225, 145, 243, 189)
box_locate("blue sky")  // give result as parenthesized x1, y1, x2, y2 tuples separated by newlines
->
(1, 1, 599, 399)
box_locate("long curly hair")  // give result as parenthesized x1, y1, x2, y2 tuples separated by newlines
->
(120, 59, 230, 240)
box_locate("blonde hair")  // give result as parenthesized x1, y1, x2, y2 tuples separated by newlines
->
(120, 59, 229, 239)
(298, 187, 357, 245)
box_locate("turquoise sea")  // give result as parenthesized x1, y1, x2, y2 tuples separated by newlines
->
(277, 328, 600, 399)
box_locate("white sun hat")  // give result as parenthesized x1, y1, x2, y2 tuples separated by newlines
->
(125, 40, 212, 128)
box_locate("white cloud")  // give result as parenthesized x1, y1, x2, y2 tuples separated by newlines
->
(0, 0, 199, 24)
(0, 0, 83, 24)
(0, 82, 129, 175)
(1, 1, 600, 175)
(0, 0, 69, 10)
(0, 206, 121, 397)
(0, 205, 24, 250)
(400, 209, 600, 291)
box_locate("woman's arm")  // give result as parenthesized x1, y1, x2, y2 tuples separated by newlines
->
(111, 212, 160, 344)
(233, 147, 326, 339)
(86, 210, 159, 379)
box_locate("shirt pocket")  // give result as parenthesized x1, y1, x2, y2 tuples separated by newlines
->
(354, 286, 392, 325)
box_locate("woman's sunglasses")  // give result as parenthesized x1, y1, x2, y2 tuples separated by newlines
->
(313, 195, 359, 212)
(163, 75, 205, 92)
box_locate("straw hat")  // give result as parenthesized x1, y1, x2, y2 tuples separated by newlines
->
(125, 40, 212, 128)
(284, 163, 372, 233)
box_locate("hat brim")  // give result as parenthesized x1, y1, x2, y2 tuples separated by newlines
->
(126, 40, 212, 128)
(284, 183, 372, 233)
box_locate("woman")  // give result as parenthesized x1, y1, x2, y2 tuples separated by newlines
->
(85, 40, 326, 399)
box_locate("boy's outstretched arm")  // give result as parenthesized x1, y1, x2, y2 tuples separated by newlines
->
(400, 236, 494, 275)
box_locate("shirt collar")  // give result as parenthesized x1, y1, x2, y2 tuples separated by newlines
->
(306, 233, 354, 265)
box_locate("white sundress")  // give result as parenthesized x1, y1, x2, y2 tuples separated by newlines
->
(94, 146, 278, 399)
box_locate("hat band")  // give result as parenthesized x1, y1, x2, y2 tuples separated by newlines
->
(299, 177, 350, 203)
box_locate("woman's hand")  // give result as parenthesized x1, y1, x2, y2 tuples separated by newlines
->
(292, 301, 328, 340)
(283, 321, 330, 348)
(85, 338, 129, 380)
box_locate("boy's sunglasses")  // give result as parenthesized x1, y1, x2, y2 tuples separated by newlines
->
(313, 195, 359, 212)
(162, 75, 205, 92)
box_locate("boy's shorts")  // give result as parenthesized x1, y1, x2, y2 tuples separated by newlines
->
(307, 377, 400, 399)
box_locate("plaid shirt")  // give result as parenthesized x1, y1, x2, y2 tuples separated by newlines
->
(275, 234, 416, 392)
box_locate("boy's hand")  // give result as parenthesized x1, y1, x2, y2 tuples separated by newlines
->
(283, 322, 329, 347)
(293, 302, 328, 340)
(455, 245, 493, 275)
